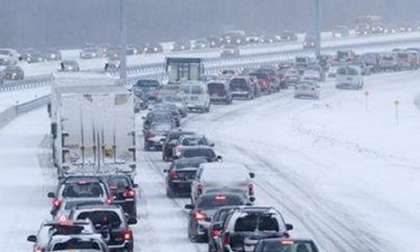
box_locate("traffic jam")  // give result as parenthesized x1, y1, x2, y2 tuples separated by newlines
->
(11, 14, 420, 251)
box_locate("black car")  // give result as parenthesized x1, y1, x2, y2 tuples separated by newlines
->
(102, 175, 138, 224)
(162, 130, 195, 161)
(254, 238, 319, 252)
(143, 111, 177, 132)
(207, 206, 241, 252)
(185, 191, 251, 242)
(164, 157, 207, 197)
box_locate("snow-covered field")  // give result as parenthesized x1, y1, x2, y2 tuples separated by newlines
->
(1, 69, 420, 251)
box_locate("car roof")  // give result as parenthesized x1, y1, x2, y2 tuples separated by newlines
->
(174, 157, 208, 164)
(74, 204, 121, 211)
(260, 237, 315, 243)
(200, 162, 246, 171)
(180, 145, 213, 151)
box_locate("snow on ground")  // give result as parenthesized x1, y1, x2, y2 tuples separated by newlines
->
(0, 108, 55, 251)
(0, 86, 50, 113)
(180, 70, 420, 251)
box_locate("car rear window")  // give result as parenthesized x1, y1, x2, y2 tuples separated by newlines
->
(174, 158, 207, 169)
(51, 239, 101, 250)
(260, 240, 318, 252)
(62, 182, 104, 198)
(182, 148, 216, 160)
(136, 80, 159, 88)
(197, 194, 245, 209)
(104, 177, 130, 191)
(181, 137, 209, 146)
(76, 210, 122, 228)
(234, 214, 280, 232)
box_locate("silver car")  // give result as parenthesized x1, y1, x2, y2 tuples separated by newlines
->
(294, 81, 320, 99)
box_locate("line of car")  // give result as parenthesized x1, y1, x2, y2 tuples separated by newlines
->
(134, 67, 323, 251)
(27, 174, 139, 251)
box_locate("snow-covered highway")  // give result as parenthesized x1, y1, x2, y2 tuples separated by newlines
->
(1, 70, 420, 251)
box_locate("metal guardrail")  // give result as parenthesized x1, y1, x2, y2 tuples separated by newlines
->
(0, 95, 50, 129)
(0, 74, 53, 92)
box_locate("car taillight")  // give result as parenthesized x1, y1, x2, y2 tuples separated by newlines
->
(248, 184, 255, 196)
(212, 229, 222, 237)
(193, 211, 207, 221)
(123, 189, 136, 198)
(122, 230, 133, 241)
(106, 197, 113, 204)
(169, 170, 178, 180)
(53, 199, 62, 208)
(197, 184, 203, 195)
(35, 246, 45, 252)
(223, 233, 230, 246)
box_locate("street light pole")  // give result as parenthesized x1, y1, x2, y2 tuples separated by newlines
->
(315, 0, 321, 58)
(119, 0, 128, 84)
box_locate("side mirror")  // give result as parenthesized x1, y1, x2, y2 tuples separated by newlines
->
(47, 192, 55, 198)
(210, 143, 215, 147)
(249, 196, 256, 203)
(27, 235, 37, 243)
(163, 169, 169, 173)
(285, 223, 294, 231)
(132, 183, 138, 188)
(141, 116, 146, 120)
(216, 155, 223, 161)
(184, 204, 194, 210)
(249, 172, 255, 179)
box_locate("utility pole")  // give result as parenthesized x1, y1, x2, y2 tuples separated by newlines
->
(119, 0, 128, 84)
(315, 0, 321, 58)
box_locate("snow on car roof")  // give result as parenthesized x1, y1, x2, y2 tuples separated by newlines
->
(201, 162, 249, 181)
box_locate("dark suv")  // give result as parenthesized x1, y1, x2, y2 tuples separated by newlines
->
(102, 175, 138, 224)
(213, 207, 293, 252)
(164, 157, 207, 197)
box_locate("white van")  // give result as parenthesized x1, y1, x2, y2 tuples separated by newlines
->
(182, 81, 210, 113)
(335, 65, 364, 89)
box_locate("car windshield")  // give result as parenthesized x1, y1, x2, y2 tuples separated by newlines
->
(76, 210, 122, 228)
(163, 96, 183, 103)
(182, 148, 215, 159)
(260, 241, 318, 252)
(0, 50, 10, 55)
(197, 194, 245, 209)
(51, 239, 101, 250)
(62, 182, 104, 198)
(234, 214, 280, 232)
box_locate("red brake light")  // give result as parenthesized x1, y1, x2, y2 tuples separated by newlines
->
(169, 170, 178, 180)
(212, 229, 222, 237)
(193, 211, 207, 221)
(281, 240, 294, 245)
(123, 189, 136, 198)
(122, 230, 133, 241)
(35, 247, 45, 252)
(106, 197, 113, 204)
(53, 199, 62, 208)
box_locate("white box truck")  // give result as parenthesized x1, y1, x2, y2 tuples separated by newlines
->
(49, 75, 136, 178)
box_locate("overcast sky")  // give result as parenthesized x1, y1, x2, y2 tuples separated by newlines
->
(0, 0, 419, 49)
